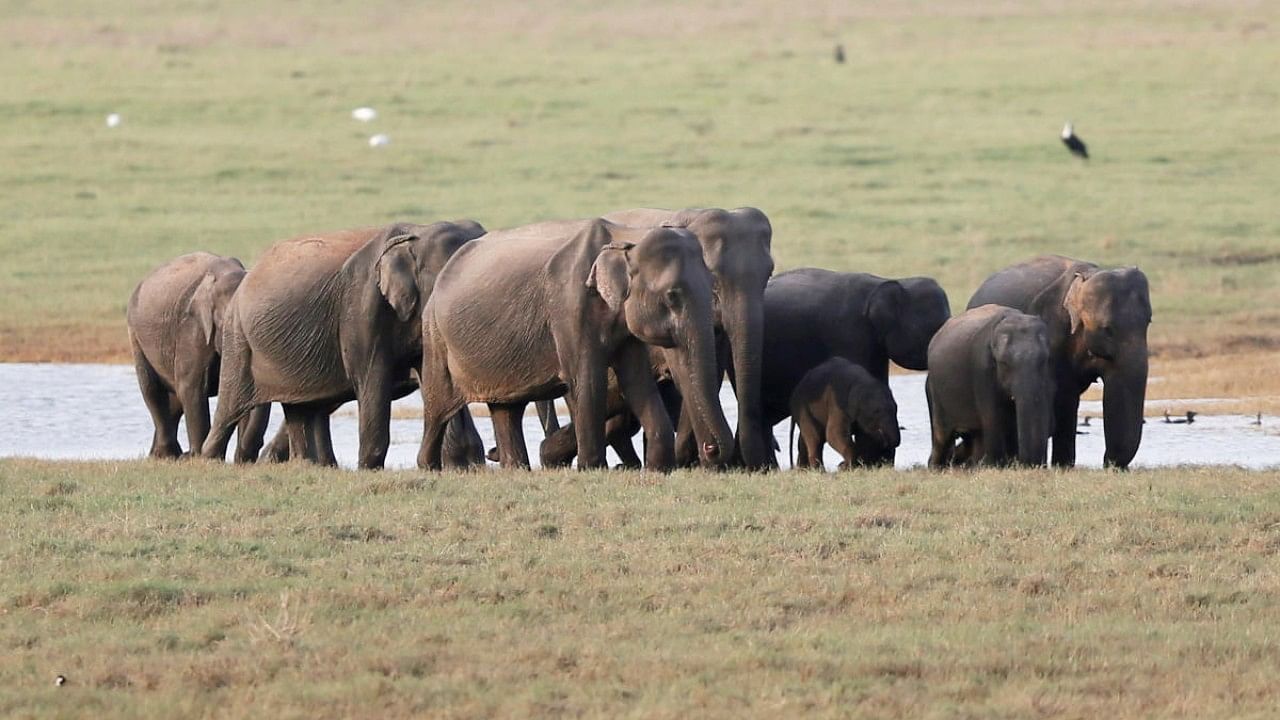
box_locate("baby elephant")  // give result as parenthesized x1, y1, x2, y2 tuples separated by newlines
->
(789, 358, 901, 470)
(926, 304, 1053, 468)
(128, 252, 269, 461)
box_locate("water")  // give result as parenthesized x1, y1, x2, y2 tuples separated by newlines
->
(1, 363, 1276, 470)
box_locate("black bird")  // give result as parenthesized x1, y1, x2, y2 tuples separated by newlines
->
(1163, 410, 1197, 424)
(1078, 416, 1092, 427)
(1252, 412, 1263, 426)
(834, 44, 845, 64)
(1061, 121, 1089, 160)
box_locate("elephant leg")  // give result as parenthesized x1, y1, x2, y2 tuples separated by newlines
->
(233, 404, 271, 464)
(928, 422, 955, 469)
(793, 410, 824, 470)
(202, 331, 255, 461)
(612, 341, 674, 471)
(606, 413, 643, 469)
(443, 407, 484, 469)
(570, 359, 609, 470)
(673, 405, 700, 468)
(535, 400, 561, 434)
(261, 424, 290, 463)
(134, 350, 183, 459)
(176, 379, 211, 460)
(539, 423, 578, 468)
(354, 377, 393, 469)
(309, 411, 338, 467)
(825, 410, 858, 470)
(488, 402, 531, 469)
(282, 404, 316, 463)
(1050, 386, 1080, 468)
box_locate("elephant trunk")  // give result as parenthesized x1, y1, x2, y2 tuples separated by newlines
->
(1102, 347, 1148, 469)
(724, 293, 770, 469)
(670, 318, 735, 468)
(1014, 393, 1051, 467)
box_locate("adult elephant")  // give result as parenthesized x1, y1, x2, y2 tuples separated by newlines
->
(418, 218, 734, 472)
(967, 255, 1151, 469)
(201, 221, 486, 469)
(537, 207, 774, 469)
(760, 268, 952, 465)
(127, 252, 270, 462)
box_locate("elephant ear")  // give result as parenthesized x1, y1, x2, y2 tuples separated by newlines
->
(1062, 272, 1088, 334)
(586, 241, 634, 312)
(377, 234, 419, 322)
(187, 273, 218, 345)
(866, 280, 908, 336)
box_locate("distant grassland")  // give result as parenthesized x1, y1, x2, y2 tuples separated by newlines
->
(1, 1, 1277, 384)
(3, 459, 1280, 718)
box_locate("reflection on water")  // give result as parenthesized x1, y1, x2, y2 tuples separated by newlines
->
(1, 364, 1276, 470)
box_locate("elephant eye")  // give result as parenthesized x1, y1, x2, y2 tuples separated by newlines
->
(664, 287, 684, 310)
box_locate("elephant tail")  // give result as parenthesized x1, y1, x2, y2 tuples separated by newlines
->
(788, 416, 796, 469)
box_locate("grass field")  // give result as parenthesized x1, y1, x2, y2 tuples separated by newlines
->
(1, 0, 1278, 377)
(3, 459, 1280, 718)
(3, 3, 1279, 716)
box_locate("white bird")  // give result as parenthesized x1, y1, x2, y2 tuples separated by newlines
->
(368, 133, 390, 148)
(352, 107, 377, 122)
(105, 113, 121, 128)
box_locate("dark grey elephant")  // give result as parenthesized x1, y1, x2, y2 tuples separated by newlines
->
(926, 304, 1054, 468)
(788, 357, 900, 470)
(760, 268, 951, 465)
(128, 252, 270, 462)
(201, 222, 486, 469)
(967, 255, 1151, 469)
(418, 218, 734, 471)
(536, 207, 774, 469)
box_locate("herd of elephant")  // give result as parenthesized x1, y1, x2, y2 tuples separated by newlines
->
(126, 207, 1152, 473)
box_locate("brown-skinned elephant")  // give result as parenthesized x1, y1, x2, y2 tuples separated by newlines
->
(200, 221, 486, 469)
(967, 255, 1151, 469)
(926, 305, 1054, 468)
(535, 207, 774, 469)
(418, 218, 734, 472)
(760, 268, 952, 466)
(788, 357, 900, 470)
(127, 252, 270, 462)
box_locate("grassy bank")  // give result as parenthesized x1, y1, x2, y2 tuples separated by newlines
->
(3, 459, 1280, 717)
(1, 0, 1279, 369)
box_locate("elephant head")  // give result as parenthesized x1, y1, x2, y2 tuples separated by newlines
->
(587, 227, 735, 466)
(186, 258, 247, 354)
(850, 380, 900, 466)
(1062, 266, 1151, 468)
(357, 220, 486, 324)
(868, 277, 952, 371)
(673, 207, 775, 468)
(991, 313, 1053, 466)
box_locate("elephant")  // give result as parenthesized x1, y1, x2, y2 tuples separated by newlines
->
(418, 218, 734, 472)
(788, 357, 900, 470)
(967, 255, 1151, 469)
(759, 268, 951, 465)
(925, 304, 1054, 468)
(536, 207, 774, 469)
(127, 252, 270, 462)
(201, 221, 487, 469)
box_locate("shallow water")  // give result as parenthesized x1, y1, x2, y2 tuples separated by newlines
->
(1, 364, 1276, 470)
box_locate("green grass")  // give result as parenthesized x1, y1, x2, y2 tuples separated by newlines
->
(3, 459, 1280, 717)
(1, 0, 1279, 359)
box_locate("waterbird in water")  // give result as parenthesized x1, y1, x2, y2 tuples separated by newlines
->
(1163, 410, 1197, 424)
(834, 44, 845, 64)
(1253, 412, 1263, 426)
(1078, 416, 1092, 427)
(1061, 121, 1089, 160)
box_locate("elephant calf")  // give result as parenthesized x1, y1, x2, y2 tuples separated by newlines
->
(127, 252, 269, 461)
(925, 304, 1054, 468)
(788, 358, 900, 470)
